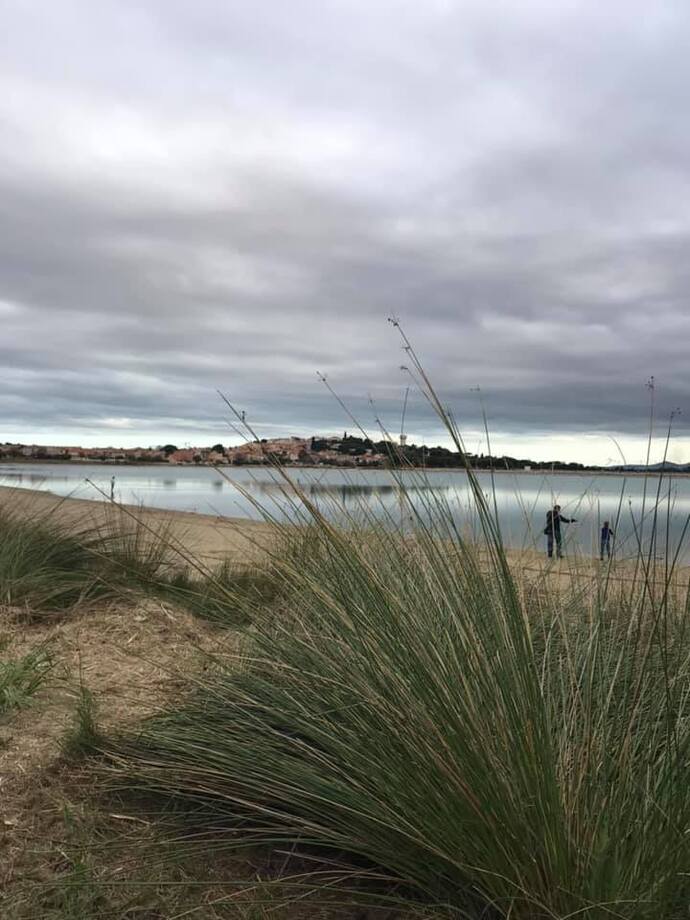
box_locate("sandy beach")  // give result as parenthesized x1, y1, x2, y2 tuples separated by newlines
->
(1, 482, 683, 589)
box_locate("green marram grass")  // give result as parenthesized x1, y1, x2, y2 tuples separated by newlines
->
(84, 334, 690, 916)
(0, 496, 261, 622)
(105, 502, 690, 918)
(0, 641, 53, 716)
(159, 559, 278, 624)
(0, 503, 110, 613)
(0, 500, 174, 614)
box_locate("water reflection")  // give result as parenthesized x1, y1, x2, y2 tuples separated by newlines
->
(2, 471, 63, 486)
(245, 480, 436, 499)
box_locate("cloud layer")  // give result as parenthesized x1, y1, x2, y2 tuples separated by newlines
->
(2, 0, 689, 462)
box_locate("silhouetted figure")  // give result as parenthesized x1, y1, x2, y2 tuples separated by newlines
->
(600, 521, 614, 560)
(110, 475, 115, 501)
(544, 504, 576, 558)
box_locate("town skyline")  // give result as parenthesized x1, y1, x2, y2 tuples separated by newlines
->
(2, 432, 687, 473)
(2, 417, 688, 469)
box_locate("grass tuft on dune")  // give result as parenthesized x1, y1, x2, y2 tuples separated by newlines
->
(101, 331, 690, 919)
(101, 492, 690, 918)
(0, 642, 53, 716)
(0, 496, 269, 624)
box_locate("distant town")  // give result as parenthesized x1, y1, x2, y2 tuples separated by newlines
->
(2, 435, 689, 473)
(0, 433, 612, 471)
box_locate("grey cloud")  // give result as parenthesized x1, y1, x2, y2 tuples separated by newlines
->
(1, 0, 690, 459)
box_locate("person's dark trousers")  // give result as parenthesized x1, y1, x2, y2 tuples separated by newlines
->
(547, 534, 563, 558)
(600, 539, 610, 560)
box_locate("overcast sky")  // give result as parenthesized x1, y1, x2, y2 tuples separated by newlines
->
(2, 0, 690, 464)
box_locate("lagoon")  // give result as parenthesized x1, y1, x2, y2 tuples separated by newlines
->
(2, 462, 689, 561)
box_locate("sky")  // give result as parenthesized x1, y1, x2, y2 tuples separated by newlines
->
(2, 0, 690, 465)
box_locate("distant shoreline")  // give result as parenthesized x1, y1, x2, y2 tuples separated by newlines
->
(1, 459, 689, 479)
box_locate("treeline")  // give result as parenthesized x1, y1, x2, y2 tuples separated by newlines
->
(311, 435, 595, 471)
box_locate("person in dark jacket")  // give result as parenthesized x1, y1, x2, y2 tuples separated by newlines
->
(544, 504, 576, 558)
(600, 521, 614, 560)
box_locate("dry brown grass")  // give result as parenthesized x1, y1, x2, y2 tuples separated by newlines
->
(1, 600, 228, 884)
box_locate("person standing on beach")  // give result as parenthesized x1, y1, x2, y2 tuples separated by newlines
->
(600, 520, 614, 560)
(110, 475, 115, 501)
(544, 504, 576, 558)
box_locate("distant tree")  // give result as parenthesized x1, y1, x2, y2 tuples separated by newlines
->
(161, 444, 178, 455)
(210, 443, 225, 454)
(338, 435, 367, 455)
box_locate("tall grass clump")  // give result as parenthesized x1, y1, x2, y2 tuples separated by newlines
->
(61, 684, 104, 759)
(88, 505, 177, 588)
(0, 494, 264, 623)
(159, 560, 278, 624)
(0, 499, 177, 615)
(105, 333, 690, 918)
(0, 504, 111, 613)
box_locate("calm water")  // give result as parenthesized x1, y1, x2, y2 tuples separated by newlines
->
(2, 462, 690, 561)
